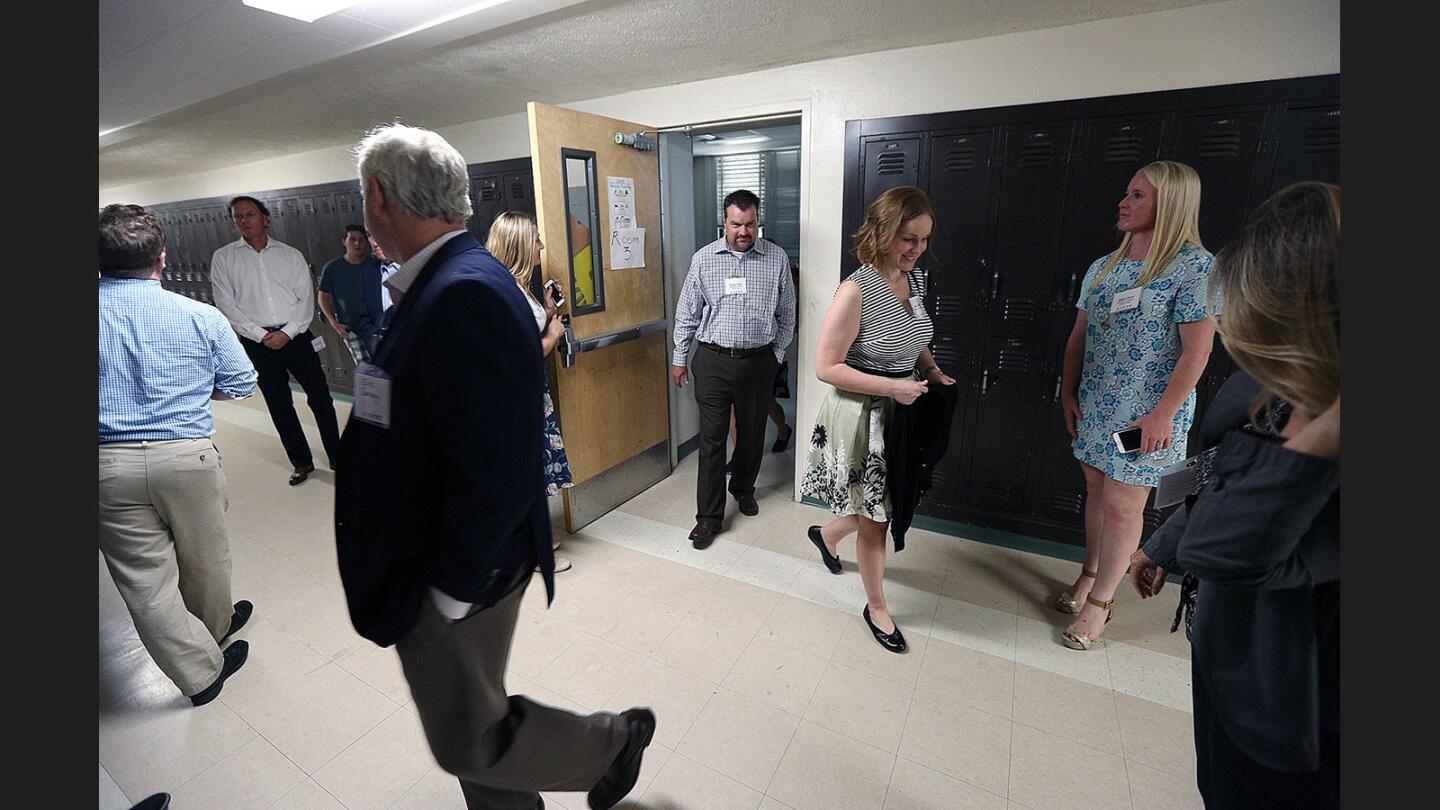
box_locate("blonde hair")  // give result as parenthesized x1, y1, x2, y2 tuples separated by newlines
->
(485, 211, 540, 290)
(852, 186, 933, 269)
(1094, 161, 1204, 287)
(1212, 182, 1340, 421)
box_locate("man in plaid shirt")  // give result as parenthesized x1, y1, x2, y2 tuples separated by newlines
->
(671, 189, 796, 547)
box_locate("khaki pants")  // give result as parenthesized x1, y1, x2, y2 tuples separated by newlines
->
(98, 439, 234, 696)
(397, 579, 629, 809)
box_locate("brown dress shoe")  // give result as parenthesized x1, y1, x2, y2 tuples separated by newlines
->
(688, 521, 719, 548)
(288, 464, 315, 486)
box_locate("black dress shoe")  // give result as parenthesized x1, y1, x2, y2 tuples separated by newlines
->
(588, 707, 656, 809)
(129, 793, 171, 810)
(190, 640, 249, 707)
(863, 606, 907, 654)
(688, 521, 719, 549)
(807, 526, 842, 574)
(736, 494, 759, 516)
(771, 424, 793, 452)
(288, 464, 315, 486)
(221, 600, 253, 642)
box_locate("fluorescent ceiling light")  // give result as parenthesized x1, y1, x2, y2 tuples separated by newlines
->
(718, 132, 770, 145)
(242, 1, 362, 23)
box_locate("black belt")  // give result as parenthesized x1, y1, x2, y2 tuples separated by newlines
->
(700, 341, 772, 358)
(846, 361, 913, 379)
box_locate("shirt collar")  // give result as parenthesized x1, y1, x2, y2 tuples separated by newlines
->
(713, 238, 765, 256)
(99, 277, 161, 287)
(386, 229, 467, 296)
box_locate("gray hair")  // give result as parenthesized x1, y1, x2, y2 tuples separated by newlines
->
(354, 123, 473, 223)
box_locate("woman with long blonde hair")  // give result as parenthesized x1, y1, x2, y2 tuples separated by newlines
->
(1055, 161, 1216, 649)
(1130, 181, 1340, 807)
(487, 211, 574, 572)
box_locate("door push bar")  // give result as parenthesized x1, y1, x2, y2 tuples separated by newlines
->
(560, 317, 669, 368)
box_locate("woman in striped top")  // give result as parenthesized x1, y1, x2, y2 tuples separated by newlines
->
(800, 186, 956, 652)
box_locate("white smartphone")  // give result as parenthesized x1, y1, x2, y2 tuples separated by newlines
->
(1112, 427, 1144, 454)
(544, 278, 565, 308)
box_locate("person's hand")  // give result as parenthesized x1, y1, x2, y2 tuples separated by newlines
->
(262, 330, 291, 350)
(1062, 391, 1082, 440)
(542, 280, 563, 319)
(671, 364, 690, 387)
(1130, 408, 1176, 455)
(1284, 395, 1340, 460)
(332, 323, 351, 340)
(1130, 547, 1167, 598)
(925, 367, 956, 386)
(544, 314, 566, 342)
(890, 378, 929, 405)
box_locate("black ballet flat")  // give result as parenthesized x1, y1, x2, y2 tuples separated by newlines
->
(863, 605, 907, 654)
(807, 525, 842, 574)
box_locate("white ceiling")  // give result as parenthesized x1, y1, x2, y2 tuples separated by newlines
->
(99, 0, 1214, 189)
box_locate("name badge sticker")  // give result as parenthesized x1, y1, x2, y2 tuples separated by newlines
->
(1110, 287, 1143, 315)
(725, 277, 747, 296)
(908, 295, 928, 320)
(311, 335, 327, 352)
(352, 363, 393, 429)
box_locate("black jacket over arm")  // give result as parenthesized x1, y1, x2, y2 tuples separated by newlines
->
(334, 233, 554, 648)
(1143, 370, 1339, 774)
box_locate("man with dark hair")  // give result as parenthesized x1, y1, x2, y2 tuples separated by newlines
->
(339, 123, 655, 810)
(672, 188, 796, 547)
(99, 204, 256, 706)
(210, 195, 342, 486)
(318, 224, 385, 364)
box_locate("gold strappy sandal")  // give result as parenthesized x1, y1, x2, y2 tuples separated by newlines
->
(1061, 595, 1114, 650)
(1053, 568, 1098, 614)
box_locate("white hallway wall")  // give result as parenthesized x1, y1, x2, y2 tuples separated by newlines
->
(99, 0, 1341, 500)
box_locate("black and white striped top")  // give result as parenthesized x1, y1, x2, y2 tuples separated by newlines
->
(842, 264, 934, 374)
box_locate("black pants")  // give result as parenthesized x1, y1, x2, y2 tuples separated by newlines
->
(692, 345, 777, 524)
(242, 331, 341, 469)
(1192, 657, 1339, 809)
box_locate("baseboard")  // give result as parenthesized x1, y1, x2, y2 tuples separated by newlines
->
(798, 496, 1084, 562)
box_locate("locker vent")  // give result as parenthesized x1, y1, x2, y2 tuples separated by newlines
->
(1050, 491, 1084, 516)
(1143, 508, 1164, 530)
(980, 480, 1015, 504)
(1198, 131, 1242, 159)
(944, 147, 977, 172)
(996, 347, 1033, 372)
(1103, 135, 1142, 164)
(339, 197, 353, 213)
(932, 346, 959, 367)
(478, 182, 500, 201)
(876, 151, 909, 176)
(1304, 122, 1341, 153)
(510, 180, 528, 199)
(1002, 299, 1037, 324)
(935, 295, 964, 319)
(1019, 142, 1055, 168)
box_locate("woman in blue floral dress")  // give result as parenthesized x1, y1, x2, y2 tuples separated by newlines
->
(487, 212, 574, 572)
(1056, 161, 1216, 649)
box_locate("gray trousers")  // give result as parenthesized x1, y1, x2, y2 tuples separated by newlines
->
(396, 578, 629, 809)
(98, 439, 234, 696)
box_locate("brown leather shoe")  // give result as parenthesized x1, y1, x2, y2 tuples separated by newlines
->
(288, 464, 315, 486)
(688, 521, 719, 549)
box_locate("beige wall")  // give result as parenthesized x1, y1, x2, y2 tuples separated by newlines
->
(98, 0, 1340, 497)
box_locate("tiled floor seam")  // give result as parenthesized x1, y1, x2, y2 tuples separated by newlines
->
(605, 509, 1194, 713)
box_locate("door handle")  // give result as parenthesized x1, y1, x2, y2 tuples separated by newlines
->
(981, 369, 990, 395)
(1067, 272, 1078, 303)
(561, 318, 668, 368)
(1053, 374, 1062, 402)
(990, 270, 1000, 298)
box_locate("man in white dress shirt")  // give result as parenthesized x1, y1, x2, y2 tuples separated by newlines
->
(210, 195, 342, 486)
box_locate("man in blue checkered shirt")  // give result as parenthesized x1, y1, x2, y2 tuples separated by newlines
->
(99, 204, 258, 707)
(672, 189, 796, 547)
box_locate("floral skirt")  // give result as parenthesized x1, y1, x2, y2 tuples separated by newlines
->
(543, 381, 573, 496)
(800, 388, 892, 521)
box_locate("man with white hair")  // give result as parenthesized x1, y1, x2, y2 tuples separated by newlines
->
(334, 123, 655, 810)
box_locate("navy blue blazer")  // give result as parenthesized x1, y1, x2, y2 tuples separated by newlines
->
(1144, 370, 1339, 774)
(334, 232, 555, 647)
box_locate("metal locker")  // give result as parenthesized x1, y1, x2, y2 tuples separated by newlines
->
(925, 333, 980, 507)
(1265, 101, 1340, 194)
(1168, 108, 1269, 252)
(925, 129, 995, 337)
(965, 337, 1046, 514)
(861, 137, 921, 210)
(1029, 340, 1088, 534)
(987, 124, 1075, 336)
